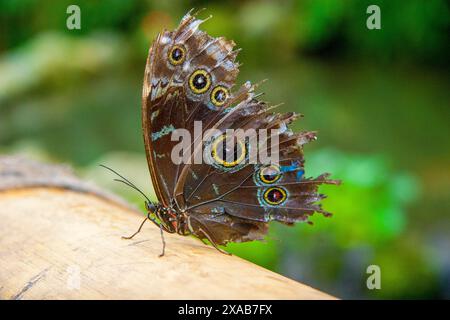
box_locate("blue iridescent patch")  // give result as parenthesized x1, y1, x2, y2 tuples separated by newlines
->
(280, 160, 304, 181)
(151, 124, 175, 141)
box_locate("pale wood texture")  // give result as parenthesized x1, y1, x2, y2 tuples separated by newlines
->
(0, 157, 335, 300)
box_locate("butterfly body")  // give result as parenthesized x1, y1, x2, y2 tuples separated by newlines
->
(138, 10, 340, 254)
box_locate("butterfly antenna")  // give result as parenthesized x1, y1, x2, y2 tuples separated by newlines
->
(99, 164, 152, 204)
(113, 178, 153, 204)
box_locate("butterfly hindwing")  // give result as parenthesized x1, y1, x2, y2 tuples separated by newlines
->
(178, 100, 339, 244)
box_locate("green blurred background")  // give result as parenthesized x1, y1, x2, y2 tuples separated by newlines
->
(1, 0, 449, 299)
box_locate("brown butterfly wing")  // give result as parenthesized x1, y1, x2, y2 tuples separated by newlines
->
(177, 99, 339, 245)
(142, 12, 239, 207)
(143, 11, 339, 245)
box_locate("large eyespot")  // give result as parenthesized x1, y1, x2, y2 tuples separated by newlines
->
(263, 187, 287, 206)
(258, 165, 282, 185)
(189, 69, 211, 94)
(211, 134, 246, 168)
(210, 85, 229, 107)
(168, 45, 186, 65)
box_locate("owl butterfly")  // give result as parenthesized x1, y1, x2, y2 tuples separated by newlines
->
(125, 10, 340, 256)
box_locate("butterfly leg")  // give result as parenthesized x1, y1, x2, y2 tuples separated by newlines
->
(198, 227, 231, 255)
(123, 213, 167, 257)
(122, 212, 156, 240)
(158, 223, 166, 257)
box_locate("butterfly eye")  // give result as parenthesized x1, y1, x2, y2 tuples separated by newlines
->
(189, 69, 211, 94)
(211, 134, 246, 168)
(258, 165, 282, 185)
(168, 45, 186, 65)
(263, 187, 287, 206)
(210, 86, 229, 107)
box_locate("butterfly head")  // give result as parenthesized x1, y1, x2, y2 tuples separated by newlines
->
(144, 201, 157, 213)
(145, 201, 182, 234)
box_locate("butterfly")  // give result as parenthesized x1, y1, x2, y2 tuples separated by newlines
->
(117, 10, 340, 256)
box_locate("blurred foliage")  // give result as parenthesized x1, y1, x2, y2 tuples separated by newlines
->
(0, 0, 449, 299)
(228, 149, 429, 298)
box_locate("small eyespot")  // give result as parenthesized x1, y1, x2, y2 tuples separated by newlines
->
(210, 86, 229, 107)
(211, 134, 246, 168)
(258, 165, 282, 185)
(168, 45, 186, 65)
(189, 69, 211, 94)
(263, 187, 287, 206)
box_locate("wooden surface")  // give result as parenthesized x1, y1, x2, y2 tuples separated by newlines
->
(0, 156, 334, 299)
(0, 187, 335, 300)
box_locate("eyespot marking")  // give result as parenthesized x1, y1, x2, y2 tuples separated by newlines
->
(168, 45, 186, 66)
(211, 134, 246, 168)
(210, 85, 229, 107)
(189, 69, 211, 94)
(256, 165, 282, 185)
(261, 187, 288, 206)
